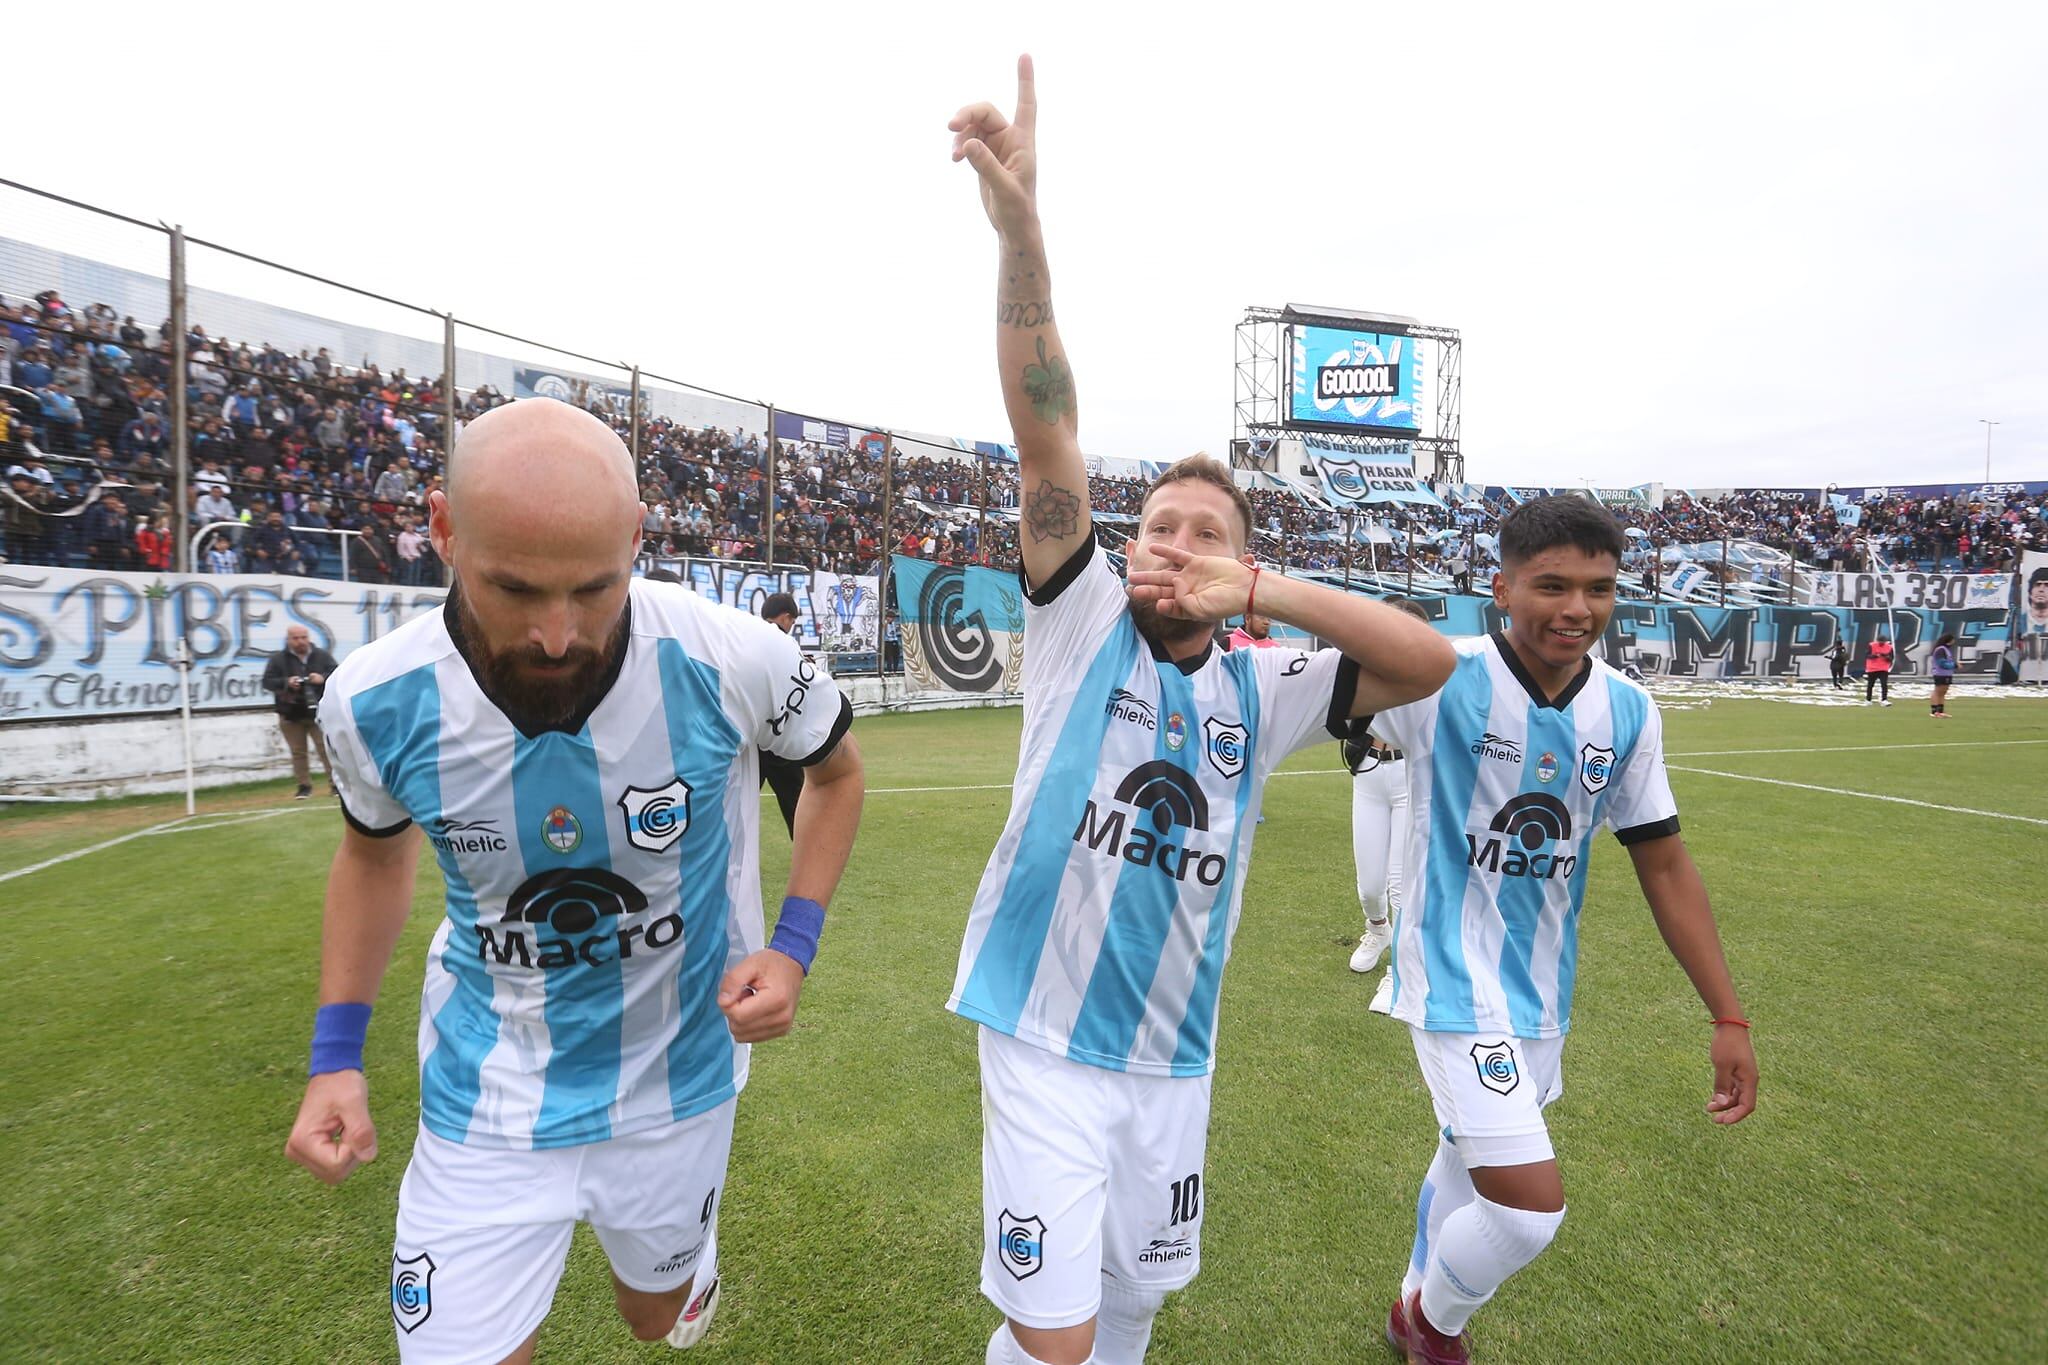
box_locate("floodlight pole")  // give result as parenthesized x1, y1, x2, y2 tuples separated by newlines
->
(1980, 419, 1999, 481)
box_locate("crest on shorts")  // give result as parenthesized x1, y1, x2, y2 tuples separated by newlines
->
(998, 1209, 1046, 1281)
(1203, 717, 1249, 781)
(617, 778, 692, 854)
(1579, 744, 1615, 796)
(1470, 1041, 1520, 1096)
(391, 1251, 435, 1334)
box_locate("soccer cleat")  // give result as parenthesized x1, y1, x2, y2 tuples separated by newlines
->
(1368, 972, 1394, 1016)
(294, 784, 312, 800)
(1351, 920, 1393, 973)
(665, 1275, 719, 1349)
(1390, 1289, 1470, 1364)
(1882, 700, 1893, 707)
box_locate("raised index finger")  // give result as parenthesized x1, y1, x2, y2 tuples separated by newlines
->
(1015, 54, 1037, 132)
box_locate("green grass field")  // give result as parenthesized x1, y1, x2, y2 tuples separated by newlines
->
(4, 695, 2045, 1363)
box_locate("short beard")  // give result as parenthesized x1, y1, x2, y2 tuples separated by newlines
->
(1128, 597, 1213, 650)
(453, 584, 627, 729)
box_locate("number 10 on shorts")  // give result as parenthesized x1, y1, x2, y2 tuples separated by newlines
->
(1168, 1173, 1201, 1226)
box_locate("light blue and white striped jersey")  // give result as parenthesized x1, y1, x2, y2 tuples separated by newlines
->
(1372, 632, 1680, 1040)
(947, 543, 1354, 1077)
(320, 580, 851, 1150)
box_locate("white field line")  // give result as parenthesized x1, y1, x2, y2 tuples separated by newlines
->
(1666, 766, 2048, 827)
(0, 804, 313, 885)
(1668, 738, 2048, 758)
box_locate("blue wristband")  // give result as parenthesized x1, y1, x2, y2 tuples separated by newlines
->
(767, 896, 826, 975)
(309, 1002, 372, 1077)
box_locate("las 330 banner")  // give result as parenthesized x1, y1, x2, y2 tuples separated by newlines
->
(1806, 570, 2011, 612)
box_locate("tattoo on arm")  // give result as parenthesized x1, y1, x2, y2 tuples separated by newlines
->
(997, 300, 1055, 329)
(1024, 479, 1082, 544)
(1019, 335, 1075, 426)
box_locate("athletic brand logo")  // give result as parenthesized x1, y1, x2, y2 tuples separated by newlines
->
(1072, 761, 1225, 887)
(1466, 794, 1577, 880)
(1471, 1041, 1520, 1095)
(1164, 712, 1187, 751)
(617, 778, 692, 854)
(1138, 1236, 1194, 1265)
(998, 1209, 1045, 1281)
(1470, 732, 1522, 764)
(428, 817, 506, 854)
(653, 1239, 705, 1277)
(391, 1251, 435, 1334)
(1105, 688, 1157, 731)
(477, 868, 679, 970)
(1203, 717, 1249, 780)
(540, 806, 582, 854)
(1579, 744, 1615, 795)
(1535, 751, 1558, 784)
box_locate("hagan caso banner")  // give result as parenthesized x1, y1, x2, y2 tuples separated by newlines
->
(1288, 325, 1422, 435)
(1302, 441, 1443, 508)
(891, 555, 1023, 695)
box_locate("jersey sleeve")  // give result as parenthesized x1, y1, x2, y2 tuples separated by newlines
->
(319, 689, 413, 837)
(745, 619, 854, 766)
(1021, 539, 1126, 690)
(1247, 643, 1356, 774)
(1606, 696, 1681, 844)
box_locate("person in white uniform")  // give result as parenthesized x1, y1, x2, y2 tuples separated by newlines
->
(1348, 599, 1433, 986)
(946, 56, 1457, 1365)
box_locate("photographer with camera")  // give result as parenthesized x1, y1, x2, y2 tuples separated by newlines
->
(262, 623, 338, 798)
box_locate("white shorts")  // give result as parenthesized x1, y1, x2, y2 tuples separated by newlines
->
(390, 1101, 734, 1365)
(1410, 1027, 1566, 1169)
(979, 1026, 1212, 1329)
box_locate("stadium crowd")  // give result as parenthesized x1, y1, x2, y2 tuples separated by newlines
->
(4, 286, 2044, 589)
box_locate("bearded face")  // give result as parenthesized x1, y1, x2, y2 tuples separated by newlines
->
(453, 583, 628, 728)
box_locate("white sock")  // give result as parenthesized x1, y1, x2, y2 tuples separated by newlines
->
(1401, 1138, 1474, 1298)
(1419, 1195, 1564, 1334)
(986, 1322, 1089, 1365)
(1093, 1278, 1164, 1364)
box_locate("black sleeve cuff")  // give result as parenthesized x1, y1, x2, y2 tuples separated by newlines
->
(796, 692, 855, 767)
(1615, 815, 1682, 846)
(1020, 538, 1096, 606)
(339, 794, 413, 839)
(1324, 653, 1362, 740)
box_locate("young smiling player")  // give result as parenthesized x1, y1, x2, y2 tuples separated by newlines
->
(1360, 496, 1759, 1363)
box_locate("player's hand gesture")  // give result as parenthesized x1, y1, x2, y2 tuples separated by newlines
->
(284, 1069, 379, 1185)
(1125, 543, 1257, 622)
(1706, 1024, 1758, 1125)
(719, 949, 807, 1043)
(950, 54, 1039, 240)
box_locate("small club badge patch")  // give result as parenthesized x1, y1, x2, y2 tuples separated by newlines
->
(617, 778, 692, 854)
(391, 1251, 435, 1334)
(1470, 1041, 1520, 1096)
(998, 1209, 1046, 1281)
(540, 806, 582, 855)
(1579, 744, 1616, 796)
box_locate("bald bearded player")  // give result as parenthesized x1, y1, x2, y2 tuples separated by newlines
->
(283, 399, 865, 1363)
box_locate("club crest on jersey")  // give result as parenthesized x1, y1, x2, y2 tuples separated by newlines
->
(1471, 1041, 1520, 1095)
(391, 1251, 435, 1334)
(540, 806, 582, 854)
(1579, 744, 1616, 795)
(998, 1209, 1046, 1281)
(1535, 751, 1558, 784)
(1164, 713, 1187, 751)
(617, 779, 692, 854)
(1203, 717, 1249, 780)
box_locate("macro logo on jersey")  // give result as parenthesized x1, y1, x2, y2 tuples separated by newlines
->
(1466, 794, 1577, 880)
(1072, 760, 1227, 887)
(477, 868, 682, 970)
(427, 817, 506, 854)
(1203, 717, 1249, 781)
(1105, 688, 1157, 731)
(1579, 743, 1615, 795)
(391, 1251, 434, 1334)
(1471, 732, 1523, 764)
(1471, 1041, 1520, 1096)
(998, 1209, 1046, 1280)
(617, 778, 692, 854)
(540, 805, 582, 854)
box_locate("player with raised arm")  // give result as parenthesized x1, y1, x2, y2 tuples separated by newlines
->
(947, 57, 1457, 1365)
(1363, 496, 1758, 1363)
(282, 398, 864, 1364)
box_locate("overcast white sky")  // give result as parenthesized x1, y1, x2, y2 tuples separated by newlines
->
(11, 2, 2045, 488)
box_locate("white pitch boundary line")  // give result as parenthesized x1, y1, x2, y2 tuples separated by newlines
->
(0, 804, 314, 885)
(1668, 738, 2048, 759)
(1666, 766, 2048, 827)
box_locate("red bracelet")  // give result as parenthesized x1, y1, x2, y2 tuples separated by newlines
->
(1246, 563, 1260, 619)
(1712, 1017, 1751, 1029)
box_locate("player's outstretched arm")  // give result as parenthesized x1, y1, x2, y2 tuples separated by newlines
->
(1627, 834, 1758, 1126)
(283, 824, 421, 1185)
(950, 54, 1090, 590)
(1125, 546, 1456, 712)
(719, 735, 864, 1044)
